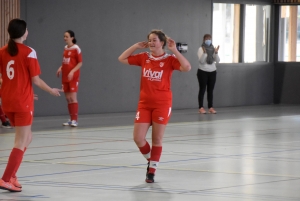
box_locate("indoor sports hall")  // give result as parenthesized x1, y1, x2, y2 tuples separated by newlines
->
(1, 0, 300, 200)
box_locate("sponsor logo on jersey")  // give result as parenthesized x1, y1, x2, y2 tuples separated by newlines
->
(63, 57, 70, 64)
(159, 62, 164, 67)
(143, 68, 163, 81)
(68, 52, 71, 55)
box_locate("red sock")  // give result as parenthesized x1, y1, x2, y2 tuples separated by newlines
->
(68, 103, 78, 121)
(2, 148, 24, 182)
(149, 146, 162, 174)
(138, 141, 151, 160)
(0, 106, 6, 123)
(12, 147, 26, 178)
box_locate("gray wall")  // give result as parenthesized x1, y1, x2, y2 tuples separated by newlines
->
(20, 0, 274, 116)
(274, 62, 300, 104)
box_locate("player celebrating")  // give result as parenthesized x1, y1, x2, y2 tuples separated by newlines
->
(118, 30, 191, 183)
(0, 18, 62, 192)
(56, 30, 82, 127)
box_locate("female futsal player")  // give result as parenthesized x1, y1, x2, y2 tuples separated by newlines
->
(118, 30, 191, 183)
(56, 30, 82, 127)
(0, 18, 62, 192)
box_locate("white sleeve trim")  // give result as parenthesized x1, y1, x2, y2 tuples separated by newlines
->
(28, 47, 37, 59)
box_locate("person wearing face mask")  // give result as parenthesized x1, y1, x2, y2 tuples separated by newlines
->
(197, 34, 220, 114)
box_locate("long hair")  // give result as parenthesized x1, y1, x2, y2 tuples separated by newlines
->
(7, 18, 27, 56)
(65, 30, 77, 44)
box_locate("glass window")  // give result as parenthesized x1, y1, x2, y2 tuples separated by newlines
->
(213, 3, 238, 63)
(278, 6, 300, 62)
(244, 5, 271, 63)
(213, 3, 271, 63)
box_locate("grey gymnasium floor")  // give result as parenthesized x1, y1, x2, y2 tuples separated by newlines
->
(0, 104, 300, 201)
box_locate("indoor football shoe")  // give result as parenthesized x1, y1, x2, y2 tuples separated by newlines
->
(0, 179, 21, 192)
(62, 119, 72, 126)
(10, 177, 22, 188)
(2, 121, 12, 128)
(145, 173, 155, 183)
(71, 120, 78, 127)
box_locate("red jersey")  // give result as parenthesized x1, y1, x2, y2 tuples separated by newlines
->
(0, 44, 41, 112)
(128, 52, 181, 107)
(61, 44, 82, 82)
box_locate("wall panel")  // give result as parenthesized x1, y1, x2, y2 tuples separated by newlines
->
(0, 0, 20, 47)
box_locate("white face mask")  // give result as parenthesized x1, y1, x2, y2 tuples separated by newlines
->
(205, 40, 212, 46)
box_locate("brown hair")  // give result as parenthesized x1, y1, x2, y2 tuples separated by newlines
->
(7, 18, 27, 56)
(147, 29, 167, 49)
(203, 34, 212, 42)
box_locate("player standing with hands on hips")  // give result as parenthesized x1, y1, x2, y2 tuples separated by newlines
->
(56, 30, 82, 127)
(0, 18, 62, 192)
(118, 29, 191, 183)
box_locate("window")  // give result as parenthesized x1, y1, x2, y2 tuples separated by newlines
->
(213, 3, 271, 63)
(213, 4, 238, 63)
(278, 6, 300, 62)
(244, 5, 271, 63)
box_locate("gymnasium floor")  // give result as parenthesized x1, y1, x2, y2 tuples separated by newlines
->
(0, 104, 300, 201)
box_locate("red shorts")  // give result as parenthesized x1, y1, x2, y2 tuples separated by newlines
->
(4, 111, 33, 126)
(134, 105, 172, 125)
(62, 80, 79, 93)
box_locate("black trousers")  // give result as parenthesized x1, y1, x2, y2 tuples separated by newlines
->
(197, 69, 217, 109)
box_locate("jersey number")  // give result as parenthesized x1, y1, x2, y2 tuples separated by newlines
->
(6, 60, 15, 80)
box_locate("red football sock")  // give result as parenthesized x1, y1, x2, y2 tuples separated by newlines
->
(12, 147, 27, 178)
(0, 106, 6, 123)
(2, 148, 24, 182)
(138, 141, 151, 161)
(68, 103, 78, 121)
(149, 146, 162, 174)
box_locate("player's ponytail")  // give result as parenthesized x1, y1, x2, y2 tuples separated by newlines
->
(66, 30, 77, 44)
(7, 18, 27, 56)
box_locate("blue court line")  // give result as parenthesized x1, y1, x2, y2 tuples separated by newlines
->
(18, 195, 49, 198)
(18, 148, 300, 179)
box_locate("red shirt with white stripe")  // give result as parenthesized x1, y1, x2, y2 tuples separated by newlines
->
(61, 44, 82, 82)
(0, 44, 41, 112)
(128, 52, 181, 107)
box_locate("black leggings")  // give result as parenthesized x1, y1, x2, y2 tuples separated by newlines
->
(197, 69, 217, 109)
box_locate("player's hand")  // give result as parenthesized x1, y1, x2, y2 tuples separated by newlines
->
(56, 67, 62, 78)
(167, 38, 177, 52)
(50, 88, 63, 96)
(135, 41, 148, 49)
(34, 94, 38, 100)
(68, 71, 74, 81)
(215, 45, 220, 54)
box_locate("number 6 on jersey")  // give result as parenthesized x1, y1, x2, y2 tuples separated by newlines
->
(6, 60, 15, 80)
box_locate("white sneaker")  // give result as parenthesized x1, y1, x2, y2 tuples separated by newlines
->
(71, 120, 78, 127)
(62, 120, 71, 126)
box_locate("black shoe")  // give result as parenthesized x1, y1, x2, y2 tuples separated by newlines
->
(145, 173, 155, 183)
(2, 121, 12, 129)
(146, 162, 149, 176)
